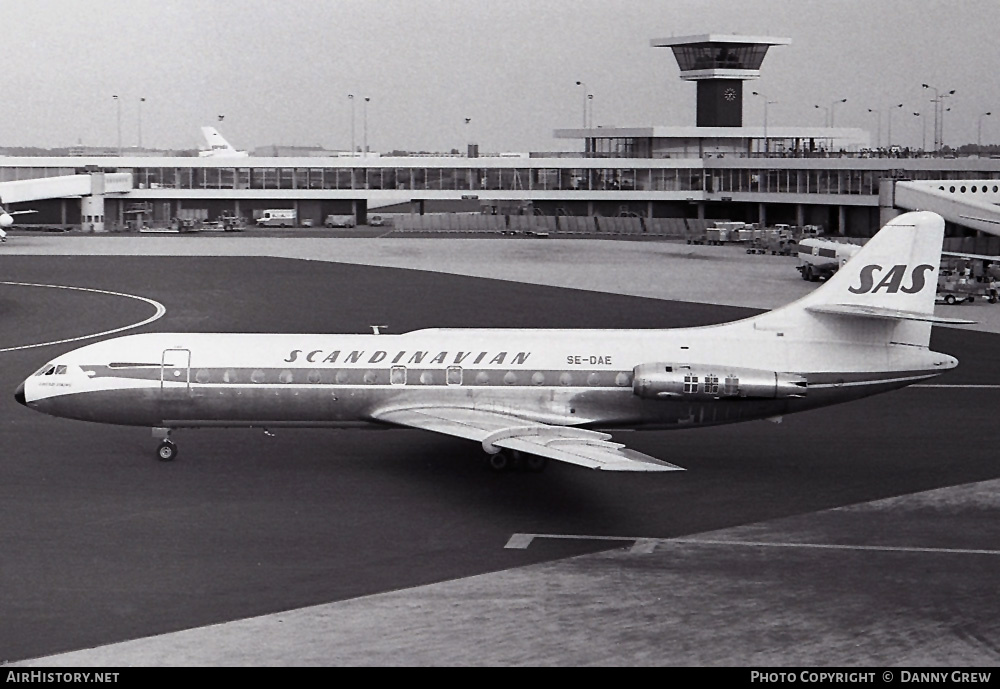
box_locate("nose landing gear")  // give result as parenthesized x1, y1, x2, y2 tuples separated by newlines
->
(153, 427, 177, 462)
(157, 439, 178, 462)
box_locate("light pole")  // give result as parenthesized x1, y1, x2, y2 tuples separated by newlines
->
(587, 93, 593, 129)
(867, 108, 881, 148)
(829, 98, 847, 127)
(922, 84, 955, 152)
(752, 91, 775, 154)
(814, 104, 830, 127)
(363, 96, 370, 155)
(348, 94, 355, 154)
(940, 101, 954, 151)
(886, 103, 903, 149)
(137, 97, 145, 149)
(913, 112, 926, 153)
(979, 112, 992, 154)
(464, 117, 472, 156)
(112, 94, 121, 155)
(575, 81, 587, 128)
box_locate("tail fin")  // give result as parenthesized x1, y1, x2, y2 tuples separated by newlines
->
(201, 126, 232, 150)
(199, 127, 248, 157)
(808, 211, 942, 314)
(752, 211, 970, 348)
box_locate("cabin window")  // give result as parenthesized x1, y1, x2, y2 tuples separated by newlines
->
(683, 374, 699, 394)
(364, 370, 378, 384)
(587, 372, 601, 386)
(446, 366, 463, 385)
(336, 370, 350, 384)
(559, 372, 573, 386)
(531, 372, 545, 386)
(307, 370, 322, 384)
(503, 371, 518, 385)
(195, 369, 211, 384)
(418, 371, 434, 385)
(390, 366, 406, 385)
(475, 371, 490, 385)
(615, 372, 630, 387)
(251, 369, 266, 383)
(223, 369, 237, 383)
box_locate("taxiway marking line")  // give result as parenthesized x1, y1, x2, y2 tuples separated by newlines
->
(0, 282, 166, 352)
(911, 384, 1000, 389)
(506, 533, 1000, 557)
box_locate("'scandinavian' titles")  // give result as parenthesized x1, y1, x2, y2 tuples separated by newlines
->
(284, 349, 532, 366)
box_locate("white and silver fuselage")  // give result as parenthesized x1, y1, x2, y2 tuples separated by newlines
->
(15, 323, 956, 432)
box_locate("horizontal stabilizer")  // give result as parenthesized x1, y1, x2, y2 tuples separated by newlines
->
(374, 406, 683, 472)
(807, 303, 975, 325)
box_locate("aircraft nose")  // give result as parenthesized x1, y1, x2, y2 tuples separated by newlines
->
(15, 380, 26, 406)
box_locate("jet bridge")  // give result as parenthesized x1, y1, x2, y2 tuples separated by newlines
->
(888, 179, 1000, 236)
(0, 172, 133, 232)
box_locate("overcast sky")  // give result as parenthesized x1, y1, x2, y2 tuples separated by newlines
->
(3, 0, 997, 153)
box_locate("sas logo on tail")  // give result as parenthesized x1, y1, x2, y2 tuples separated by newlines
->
(849, 264, 935, 294)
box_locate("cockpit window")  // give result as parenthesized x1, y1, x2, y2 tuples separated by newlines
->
(54, 365, 67, 375)
(35, 365, 56, 376)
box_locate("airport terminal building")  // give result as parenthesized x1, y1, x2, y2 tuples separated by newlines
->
(2, 34, 1000, 238)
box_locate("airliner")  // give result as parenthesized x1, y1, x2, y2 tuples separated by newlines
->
(1, 206, 38, 238)
(198, 127, 249, 158)
(14, 211, 967, 472)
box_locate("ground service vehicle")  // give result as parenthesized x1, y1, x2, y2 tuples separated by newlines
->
(324, 214, 357, 228)
(256, 209, 297, 227)
(797, 237, 863, 281)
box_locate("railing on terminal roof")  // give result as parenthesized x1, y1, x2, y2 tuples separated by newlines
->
(533, 148, 984, 160)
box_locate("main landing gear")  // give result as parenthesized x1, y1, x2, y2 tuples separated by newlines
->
(484, 449, 548, 473)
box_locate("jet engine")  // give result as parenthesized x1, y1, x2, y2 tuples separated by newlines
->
(0, 213, 13, 229)
(633, 363, 807, 400)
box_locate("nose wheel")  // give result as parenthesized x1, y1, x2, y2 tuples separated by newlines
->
(157, 439, 178, 462)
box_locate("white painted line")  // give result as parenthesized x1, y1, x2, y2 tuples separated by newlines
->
(507, 533, 1000, 557)
(669, 538, 1000, 557)
(0, 282, 166, 352)
(911, 384, 1000, 389)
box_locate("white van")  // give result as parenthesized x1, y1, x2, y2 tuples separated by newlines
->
(256, 209, 296, 227)
(324, 214, 357, 228)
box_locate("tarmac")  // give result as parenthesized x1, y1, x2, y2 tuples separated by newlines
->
(5, 230, 1000, 333)
(3, 229, 999, 666)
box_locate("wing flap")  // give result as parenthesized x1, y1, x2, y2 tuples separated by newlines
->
(807, 303, 975, 325)
(374, 407, 682, 472)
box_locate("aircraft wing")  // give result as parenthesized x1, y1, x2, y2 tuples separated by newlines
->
(373, 406, 683, 472)
(942, 250, 1000, 262)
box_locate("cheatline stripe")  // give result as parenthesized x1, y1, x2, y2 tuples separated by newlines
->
(505, 533, 1000, 556)
(0, 282, 166, 352)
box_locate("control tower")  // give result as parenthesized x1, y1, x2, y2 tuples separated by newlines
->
(651, 34, 790, 127)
